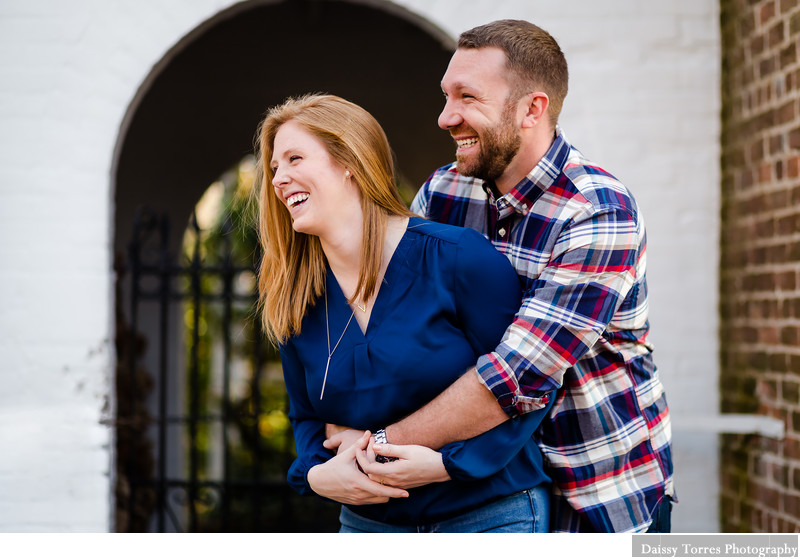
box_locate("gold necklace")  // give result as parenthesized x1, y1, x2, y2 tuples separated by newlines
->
(320, 289, 356, 400)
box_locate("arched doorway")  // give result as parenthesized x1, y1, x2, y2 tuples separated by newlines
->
(112, 0, 454, 532)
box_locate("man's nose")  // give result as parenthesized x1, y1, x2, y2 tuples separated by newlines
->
(438, 101, 462, 130)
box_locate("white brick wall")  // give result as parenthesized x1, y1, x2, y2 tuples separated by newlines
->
(0, 0, 720, 532)
(0, 0, 235, 532)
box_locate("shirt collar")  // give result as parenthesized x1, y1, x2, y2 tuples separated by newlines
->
(484, 126, 571, 218)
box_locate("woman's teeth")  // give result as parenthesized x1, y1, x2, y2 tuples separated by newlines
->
(287, 193, 309, 207)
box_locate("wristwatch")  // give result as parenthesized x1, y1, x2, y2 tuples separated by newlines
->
(374, 429, 397, 463)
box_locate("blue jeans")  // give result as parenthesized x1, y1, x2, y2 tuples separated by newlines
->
(645, 498, 672, 533)
(339, 486, 550, 533)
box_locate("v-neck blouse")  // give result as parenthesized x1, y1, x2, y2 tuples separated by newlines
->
(280, 217, 552, 525)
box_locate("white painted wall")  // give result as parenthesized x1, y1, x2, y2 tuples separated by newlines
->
(0, 0, 719, 531)
(0, 0, 239, 532)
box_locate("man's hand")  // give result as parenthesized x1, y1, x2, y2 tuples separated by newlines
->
(356, 441, 451, 490)
(323, 425, 365, 455)
(307, 431, 409, 505)
(325, 423, 350, 438)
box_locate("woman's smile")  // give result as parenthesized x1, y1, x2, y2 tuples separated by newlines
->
(286, 192, 310, 210)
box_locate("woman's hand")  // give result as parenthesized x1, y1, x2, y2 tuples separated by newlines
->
(323, 425, 364, 455)
(356, 440, 451, 490)
(307, 431, 409, 505)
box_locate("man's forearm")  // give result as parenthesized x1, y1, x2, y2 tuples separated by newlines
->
(384, 368, 509, 450)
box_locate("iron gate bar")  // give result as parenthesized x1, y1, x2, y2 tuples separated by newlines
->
(136, 293, 256, 303)
(220, 215, 233, 532)
(157, 214, 171, 532)
(134, 479, 289, 488)
(250, 295, 265, 529)
(188, 212, 201, 532)
(125, 208, 144, 531)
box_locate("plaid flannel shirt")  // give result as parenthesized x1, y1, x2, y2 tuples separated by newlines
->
(410, 128, 674, 533)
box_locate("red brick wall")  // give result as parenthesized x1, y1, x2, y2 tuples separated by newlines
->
(720, 0, 800, 532)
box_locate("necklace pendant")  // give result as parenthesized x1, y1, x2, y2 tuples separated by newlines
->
(320, 356, 331, 400)
(356, 302, 366, 313)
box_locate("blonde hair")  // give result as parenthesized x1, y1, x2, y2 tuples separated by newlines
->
(254, 94, 413, 344)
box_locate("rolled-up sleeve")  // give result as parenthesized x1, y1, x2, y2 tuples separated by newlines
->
(477, 206, 641, 417)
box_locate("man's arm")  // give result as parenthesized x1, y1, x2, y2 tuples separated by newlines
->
(384, 367, 509, 450)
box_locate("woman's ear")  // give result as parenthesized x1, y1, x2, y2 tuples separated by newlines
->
(521, 92, 549, 129)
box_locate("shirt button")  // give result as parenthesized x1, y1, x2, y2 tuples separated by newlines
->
(499, 228, 506, 237)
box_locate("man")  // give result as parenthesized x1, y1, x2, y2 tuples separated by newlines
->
(329, 19, 674, 532)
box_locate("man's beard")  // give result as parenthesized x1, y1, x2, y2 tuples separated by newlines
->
(456, 102, 521, 182)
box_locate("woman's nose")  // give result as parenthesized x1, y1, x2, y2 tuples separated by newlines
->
(272, 168, 288, 188)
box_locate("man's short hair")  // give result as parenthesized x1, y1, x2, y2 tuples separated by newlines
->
(458, 19, 569, 125)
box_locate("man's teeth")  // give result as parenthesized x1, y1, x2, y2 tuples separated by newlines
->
(457, 138, 478, 148)
(287, 193, 309, 207)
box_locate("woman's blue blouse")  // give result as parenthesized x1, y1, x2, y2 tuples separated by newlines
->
(280, 217, 552, 525)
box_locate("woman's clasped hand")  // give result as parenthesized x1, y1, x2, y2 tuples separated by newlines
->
(307, 431, 408, 505)
(311, 430, 451, 505)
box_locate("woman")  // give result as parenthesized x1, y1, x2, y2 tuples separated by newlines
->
(255, 94, 552, 532)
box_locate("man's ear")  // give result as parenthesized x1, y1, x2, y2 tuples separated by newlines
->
(521, 92, 549, 129)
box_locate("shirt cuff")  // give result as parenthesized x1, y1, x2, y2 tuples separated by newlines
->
(287, 454, 329, 496)
(476, 353, 551, 418)
(439, 441, 471, 481)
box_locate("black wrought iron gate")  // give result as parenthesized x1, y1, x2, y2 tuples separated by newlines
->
(115, 207, 339, 532)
